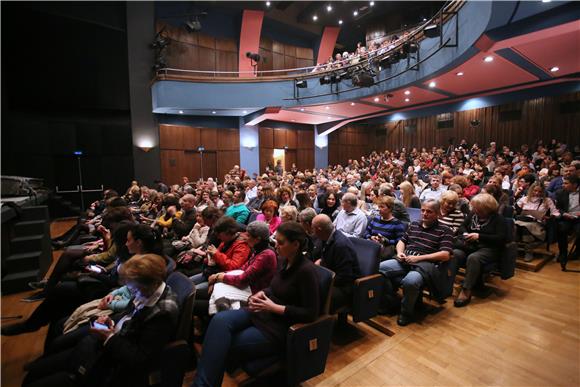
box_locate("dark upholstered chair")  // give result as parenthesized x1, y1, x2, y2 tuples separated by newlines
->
(407, 208, 422, 224)
(149, 271, 196, 387)
(246, 211, 259, 225)
(330, 238, 383, 328)
(482, 217, 517, 280)
(240, 265, 336, 386)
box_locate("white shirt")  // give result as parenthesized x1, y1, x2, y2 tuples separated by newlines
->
(333, 207, 367, 238)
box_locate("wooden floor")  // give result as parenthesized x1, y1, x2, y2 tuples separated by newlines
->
(3, 220, 579, 387)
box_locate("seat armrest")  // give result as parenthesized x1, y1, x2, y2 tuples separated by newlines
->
(354, 273, 382, 286)
(286, 314, 334, 385)
(352, 274, 383, 323)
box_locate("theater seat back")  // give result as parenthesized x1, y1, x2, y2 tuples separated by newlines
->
(348, 237, 380, 277)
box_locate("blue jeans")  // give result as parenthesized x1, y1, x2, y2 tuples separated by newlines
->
(379, 259, 423, 316)
(193, 309, 277, 387)
(190, 273, 209, 291)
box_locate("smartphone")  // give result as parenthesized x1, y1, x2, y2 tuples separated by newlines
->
(88, 265, 103, 274)
(91, 321, 110, 330)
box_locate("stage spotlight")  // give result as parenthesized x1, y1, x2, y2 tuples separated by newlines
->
(424, 24, 440, 38)
(246, 52, 261, 62)
(403, 41, 418, 54)
(320, 74, 332, 85)
(352, 72, 375, 87)
(295, 80, 308, 88)
(185, 19, 202, 32)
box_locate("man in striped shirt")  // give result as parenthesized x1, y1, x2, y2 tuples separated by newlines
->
(379, 199, 454, 326)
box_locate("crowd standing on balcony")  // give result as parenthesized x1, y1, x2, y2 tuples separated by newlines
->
(3, 136, 579, 386)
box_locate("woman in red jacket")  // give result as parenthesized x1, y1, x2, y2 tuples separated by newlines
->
(190, 216, 250, 290)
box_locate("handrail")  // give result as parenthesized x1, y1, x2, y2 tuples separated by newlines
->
(154, 0, 463, 81)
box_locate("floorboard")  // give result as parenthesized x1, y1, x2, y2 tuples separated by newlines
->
(2, 219, 579, 386)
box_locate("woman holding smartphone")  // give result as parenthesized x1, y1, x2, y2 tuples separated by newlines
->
(22, 254, 179, 387)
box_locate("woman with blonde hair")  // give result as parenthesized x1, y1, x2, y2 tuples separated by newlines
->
(399, 181, 421, 208)
(453, 194, 507, 307)
(438, 190, 466, 234)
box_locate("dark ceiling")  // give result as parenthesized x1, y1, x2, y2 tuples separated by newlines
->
(173, 1, 444, 47)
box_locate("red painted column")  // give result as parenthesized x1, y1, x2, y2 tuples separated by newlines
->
(316, 26, 341, 65)
(239, 10, 265, 77)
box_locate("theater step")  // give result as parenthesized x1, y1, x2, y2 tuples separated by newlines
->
(4, 251, 42, 273)
(9, 235, 44, 254)
(1, 269, 40, 294)
(18, 206, 49, 222)
(13, 220, 47, 236)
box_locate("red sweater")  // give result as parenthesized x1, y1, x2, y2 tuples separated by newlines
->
(212, 238, 251, 272)
(223, 248, 277, 294)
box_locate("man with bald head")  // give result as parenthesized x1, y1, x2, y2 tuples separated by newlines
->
(312, 214, 360, 313)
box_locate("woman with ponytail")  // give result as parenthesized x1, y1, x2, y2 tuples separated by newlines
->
(193, 221, 320, 387)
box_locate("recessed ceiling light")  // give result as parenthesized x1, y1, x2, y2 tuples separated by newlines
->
(542, 0, 551, 3)
(404, 98, 410, 102)
(338, 19, 343, 25)
(291, 119, 296, 122)
(312, 15, 318, 21)
(300, 108, 304, 111)
(550, 66, 559, 72)
(353, 10, 358, 16)
(428, 81, 436, 88)
(456, 71, 464, 76)
(266, 1, 270, 6)
(325, 106, 329, 109)
(484, 56, 494, 62)
(212, 111, 216, 114)
(423, 18, 427, 22)
(404, 90, 411, 95)
(178, 110, 184, 114)
(327, 5, 332, 12)
(327, 116, 332, 119)
(370, 1, 374, 6)
(374, 97, 379, 102)
(242, 110, 248, 114)
(350, 102, 355, 106)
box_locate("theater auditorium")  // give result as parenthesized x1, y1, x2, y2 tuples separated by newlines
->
(1, 1, 579, 386)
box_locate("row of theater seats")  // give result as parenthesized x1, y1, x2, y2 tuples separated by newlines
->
(153, 210, 517, 387)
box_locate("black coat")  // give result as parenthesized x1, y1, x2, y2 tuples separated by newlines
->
(314, 230, 360, 288)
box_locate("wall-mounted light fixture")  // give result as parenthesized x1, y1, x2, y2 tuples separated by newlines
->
(242, 139, 257, 150)
(137, 138, 155, 153)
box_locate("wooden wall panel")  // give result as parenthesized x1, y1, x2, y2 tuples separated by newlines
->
(160, 150, 185, 185)
(157, 22, 238, 74)
(197, 34, 215, 49)
(284, 55, 297, 70)
(286, 129, 297, 148)
(296, 47, 314, 60)
(198, 47, 216, 72)
(258, 48, 273, 72)
(182, 127, 201, 150)
(273, 129, 287, 149)
(260, 127, 274, 148)
(202, 152, 218, 181)
(379, 92, 580, 153)
(218, 128, 240, 151)
(215, 37, 237, 52)
(160, 125, 239, 183)
(217, 150, 240, 181)
(200, 128, 218, 150)
(215, 51, 238, 76)
(284, 44, 296, 58)
(272, 53, 285, 73)
(272, 41, 284, 54)
(259, 36, 273, 51)
(297, 58, 314, 69)
(159, 124, 185, 150)
(285, 149, 297, 171)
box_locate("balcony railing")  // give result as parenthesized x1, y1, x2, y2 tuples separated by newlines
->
(154, 0, 463, 83)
